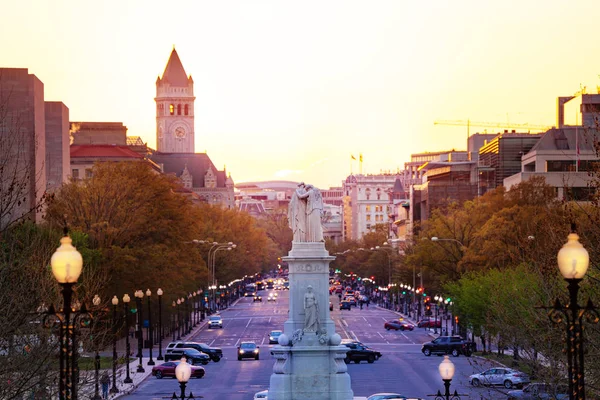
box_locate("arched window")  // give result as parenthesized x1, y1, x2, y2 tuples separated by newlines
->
(169, 104, 174, 115)
(177, 104, 181, 115)
(184, 104, 189, 115)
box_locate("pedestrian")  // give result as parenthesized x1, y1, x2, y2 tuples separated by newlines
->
(101, 372, 110, 399)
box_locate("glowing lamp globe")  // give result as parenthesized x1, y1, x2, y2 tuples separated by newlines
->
(438, 355, 455, 380)
(557, 233, 589, 279)
(175, 358, 192, 383)
(50, 236, 83, 284)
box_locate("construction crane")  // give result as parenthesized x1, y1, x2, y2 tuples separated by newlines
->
(434, 119, 553, 138)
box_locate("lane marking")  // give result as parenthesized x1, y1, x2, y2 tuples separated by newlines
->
(209, 339, 215, 346)
(246, 318, 253, 328)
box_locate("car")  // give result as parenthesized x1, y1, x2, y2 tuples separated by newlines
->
(384, 320, 414, 331)
(152, 361, 205, 379)
(254, 295, 262, 302)
(367, 394, 407, 400)
(416, 318, 442, 328)
(208, 315, 223, 329)
(344, 296, 357, 306)
(238, 341, 260, 360)
(340, 301, 352, 310)
(166, 341, 223, 362)
(421, 336, 474, 357)
(254, 390, 268, 399)
(335, 286, 343, 294)
(268, 330, 283, 344)
(341, 339, 382, 364)
(163, 348, 210, 365)
(283, 282, 289, 290)
(329, 301, 333, 311)
(469, 367, 530, 389)
(267, 294, 276, 302)
(506, 383, 568, 399)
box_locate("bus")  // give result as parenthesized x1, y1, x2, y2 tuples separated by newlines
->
(244, 283, 257, 297)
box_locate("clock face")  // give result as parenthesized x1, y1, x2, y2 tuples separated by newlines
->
(174, 126, 186, 138)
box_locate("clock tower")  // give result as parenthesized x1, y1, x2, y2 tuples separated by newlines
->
(155, 48, 195, 153)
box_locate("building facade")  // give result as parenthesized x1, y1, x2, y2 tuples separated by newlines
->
(45, 101, 70, 192)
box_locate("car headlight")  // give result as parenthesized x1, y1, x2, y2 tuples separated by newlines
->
(239, 350, 244, 354)
(254, 349, 259, 353)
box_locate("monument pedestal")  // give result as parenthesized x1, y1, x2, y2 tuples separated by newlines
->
(268, 242, 354, 400)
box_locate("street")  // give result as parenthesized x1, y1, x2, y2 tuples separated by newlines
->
(122, 289, 513, 400)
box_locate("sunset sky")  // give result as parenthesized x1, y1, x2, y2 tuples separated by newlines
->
(2, 1, 600, 188)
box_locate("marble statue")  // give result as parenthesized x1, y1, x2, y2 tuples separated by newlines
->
(288, 183, 324, 242)
(303, 285, 319, 333)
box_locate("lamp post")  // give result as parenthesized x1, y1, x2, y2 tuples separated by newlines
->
(433, 295, 441, 335)
(157, 288, 164, 360)
(187, 293, 192, 334)
(171, 301, 177, 342)
(176, 299, 182, 340)
(134, 290, 145, 373)
(92, 295, 102, 400)
(544, 229, 599, 400)
(110, 296, 119, 394)
(43, 232, 87, 400)
(430, 356, 464, 400)
(173, 358, 195, 399)
(122, 294, 133, 384)
(146, 289, 155, 366)
(209, 244, 236, 309)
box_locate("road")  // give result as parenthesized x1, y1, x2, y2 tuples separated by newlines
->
(122, 289, 512, 400)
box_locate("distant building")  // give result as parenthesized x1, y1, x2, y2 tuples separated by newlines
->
(558, 93, 600, 129)
(321, 187, 343, 206)
(150, 48, 234, 208)
(70, 121, 128, 146)
(45, 102, 70, 192)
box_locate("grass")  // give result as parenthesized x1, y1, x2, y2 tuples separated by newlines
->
(77, 356, 134, 371)
(472, 351, 536, 376)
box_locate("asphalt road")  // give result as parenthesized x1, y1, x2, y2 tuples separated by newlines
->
(122, 289, 514, 400)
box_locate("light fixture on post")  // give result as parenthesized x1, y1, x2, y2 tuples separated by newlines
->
(172, 357, 195, 399)
(43, 231, 89, 400)
(134, 290, 145, 373)
(122, 294, 132, 384)
(146, 289, 155, 366)
(176, 299, 182, 340)
(171, 300, 177, 342)
(110, 295, 119, 394)
(430, 355, 464, 400)
(543, 227, 598, 400)
(92, 295, 102, 400)
(157, 288, 164, 360)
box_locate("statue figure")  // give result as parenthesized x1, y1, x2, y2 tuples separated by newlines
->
(297, 184, 324, 242)
(303, 285, 319, 333)
(288, 182, 307, 242)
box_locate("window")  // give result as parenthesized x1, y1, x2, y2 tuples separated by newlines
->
(177, 104, 181, 115)
(72, 169, 79, 179)
(365, 205, 371, 212)
(184, 104, 189, 115)
(169, 104, 174, 115)
(85, 169, 93, 178)
(366, 215, 371, 222)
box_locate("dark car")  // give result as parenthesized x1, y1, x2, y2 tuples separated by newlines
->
(164, 348, 210, 365)
(340, 301, 352, 310)
(268, 330, 283, 344)
(238, 341, 260, 360)
(506, 383, 568, 399)
(152, 361, 205, 379)
(253, 295, 262, 302)
(421, 336, 473, 357)
(166, 341, 223, 362)
(341, 339, 382, 364)
(384, 320, 414, 331)
(416, 318, 442, 328)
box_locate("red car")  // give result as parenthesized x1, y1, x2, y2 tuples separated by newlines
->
(384, 320, 414, 331)
(152, 361, 205, 379)
(417, 319, 442, 328)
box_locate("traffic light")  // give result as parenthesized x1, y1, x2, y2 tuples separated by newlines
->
(370, 276, 375, 280)
(402, 291, 406, 295)
(455, 316, 459, 324)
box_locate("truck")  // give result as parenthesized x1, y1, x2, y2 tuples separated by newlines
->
(421, 335, 474, 357)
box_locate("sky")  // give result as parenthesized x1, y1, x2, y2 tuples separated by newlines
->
(2, 1, 600, 189)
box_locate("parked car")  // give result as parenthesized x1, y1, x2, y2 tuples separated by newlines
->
(341, 339, 382, 364)
(506, 383, 568, 399)
(254, 295, 262, 302)
(367, 394, 407, 400)
(208, 315, 223, 329)
(152, 361, 205, 379)
(268, 330, 283, 344)
(340, 301, 352, 310)
(469, 367, 530, 389)
(421, 336, 473, 357)
(166, 341, 223, 362)
(254, 390, 268, 399)
(384, 320, 414, 331)
(416, 318, 442, 328)
(238, 341, 260, 360)
(164, 348, 210, 365)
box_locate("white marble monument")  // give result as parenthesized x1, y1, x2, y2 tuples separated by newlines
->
(268, 184, 354, 400)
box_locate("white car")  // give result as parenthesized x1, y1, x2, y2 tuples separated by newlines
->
(208, 315, 223, 329)
(254, 390, 268, 399)
(469, 367, 530, 389)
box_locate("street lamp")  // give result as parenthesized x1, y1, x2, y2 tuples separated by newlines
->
(430, 355, 464, 400)
(176, 299, 182, 340)
(92, 295, 102, 400)
(134, 290, 145, 373)
(110, 296, 119, 394)
(122, 294, 133, 384)
(157, 288, 164, 360)
(172, 358, 195, 399)
(373, 245, 393, 287)
(43, 232, 87, 400)
(544, 229, 599, 400)
(146, 289, 155, 366)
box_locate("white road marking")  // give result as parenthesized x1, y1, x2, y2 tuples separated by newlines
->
(235, 338, 240, 347)
(209, 339, 215, 346)
(246, 318, 252, 328)
(350, 331, 359, 341)
(400, 332, 413, 343)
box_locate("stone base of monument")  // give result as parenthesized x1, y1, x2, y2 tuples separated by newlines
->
(267, 241, 355, 400)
